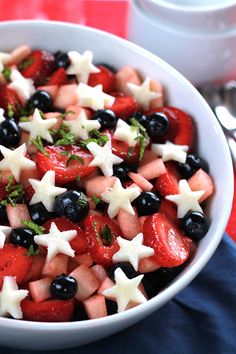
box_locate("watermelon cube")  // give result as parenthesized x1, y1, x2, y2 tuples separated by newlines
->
(138, 256, 161, 273)
(70, 264, 100, 301)
(6, 204, 31, 228)
(128, 172, 153, 192)
(74, 253, 93, 267)
(138, 158, 166, 180)
(25, 255, 46, 282)
(117, 208, 142, 240)
(97, 277, 115, 299)
(85, 176, 116, 197)
(54, 84, 78, 109)
(91, 265, 107, 284)
(83, 294, 107, 319)
(188, 168, 214, 203)
(42, 254, 68, 278)
(29, 277, 52, 303)
(114, 66, 141, 96)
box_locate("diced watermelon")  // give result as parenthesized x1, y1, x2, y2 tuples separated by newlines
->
(139, 216, 148, 230)
(54, 84, 78, 109)
(128, 172, 153, 192)
(29, 277, 52, 303)
(6, 204, 31, 228)
(41, 254, 68, 278)
(44, 112, 62, 130)
(67, 258, 79, 274)
(188, 168, 214, 203)
(0, 170, 15, 185)
(83, 294, 107, 319)
(97, 277, 115, 298)
(37, 85, 59, 100)
(114, 66, 141, 96)
(64, 104, 82, 120)
(91, 264, 107, 284)
(70, 264, 100, 301)
(117, 208, 142, 240)
(74, 253, 93, 267)
(85, 176, 116, 197)
(8, 45, 31, 65)
(139, 149, 157, 166)
(25, 255, 46, 282)
(138, 256, 161, 273)
(20, 168, 41, 188)
(138, 158, 166, 180)
(149, 79, 164, 109)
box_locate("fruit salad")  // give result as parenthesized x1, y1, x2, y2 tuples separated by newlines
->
(0, 45, 214, 322)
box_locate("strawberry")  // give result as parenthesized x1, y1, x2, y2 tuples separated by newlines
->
(154, 162, 180, 197)
(21, 298, 74, 322)
(47, 67, 67, 86)
(20, 50, 55, 85)
(43, 218, 88, 255)
(0, 184, 7, 200)
(112, 138, 139, 163)
(159, 199, 178, 223)
(35, 145, 96, 184)
(88, 65, 115, 93)
(143, 213, 191, 267)
(109, 93, 138, 120)
(0, 244, 33, 288)
(0, 85, 21, 116)
(85, 215, 120, 266)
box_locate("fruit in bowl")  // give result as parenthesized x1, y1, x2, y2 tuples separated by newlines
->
(0, 21, 233, 350)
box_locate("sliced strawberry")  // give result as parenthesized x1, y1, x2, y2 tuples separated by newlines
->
(20, 50, 55, 85)
(143, 213, 192, 267)
(0, 85, 21, 116)
(112, 138, 139, 163)
(43, 218, 88, 255)
(0, 184, 7, 200)
(47, 67, 67, 86)
(85, 215, 120, 266)
(0, 244, 33, 288)
(88, 65, 115, 93)
(21, 298, 74, 322)
(109, 93, 138, 120)
(159, 199, 178, 223)
(35, 145, 96, 184)
(154, 162, 180, 197)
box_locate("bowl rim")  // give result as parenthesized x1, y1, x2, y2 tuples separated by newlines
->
(0, 19, 233, 331)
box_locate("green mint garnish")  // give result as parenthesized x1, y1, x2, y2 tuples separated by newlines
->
(80, 130, 109, 149)
(30, 135, 49, 157)
(75, 192, 88, 208)
(19, 116, 30, 122)
(26, 245, 40, 257)
(21, 220, 45, 235)
(18, 58, 33, 71)
(91, 195, 101, 205)
(100, 225, 112, 246)
(7, 104, 14, 118)
(66, 154, 84, 167)
(76, 174, 81, 181)
(130, 117, 150, 161)
(59, 110, 76, 119)
(2, 67, 11, 81)
(52, 125, 76, 146)
(2, 176, 25, 207)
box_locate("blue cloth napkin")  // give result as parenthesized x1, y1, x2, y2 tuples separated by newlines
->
(1, 234, 236, 354)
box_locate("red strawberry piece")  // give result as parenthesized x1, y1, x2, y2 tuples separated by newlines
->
(85, 215, 120, 266)
(0, 85, 21, 115)
(0, 184, 7, 200)
(20, 50, 55, 86)
(0, 244, 33, 288)
(21, 298, 74, 322)
(47, 67, 67, 86)
(143, 213, 192, 267)
(159, 199, 178, 223)
(112, 138, 139, 163)
(88, 65, 115, 93)
(43, 218, 88, 255)
(154, 162, 180, 197)
(109, 93, 138, 120)
(35, 145, 96, 184)
(24, 185, 35, 202)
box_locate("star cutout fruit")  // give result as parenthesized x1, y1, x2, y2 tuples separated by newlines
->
(9, 68, 35, 101)
(0, 108, 6, 123)
(0, 143, 36, 182)
(0, 276, 28, 319)
(127, 77, 161, 110)
(19, 108, 57, 143)
(113, 233, 154, 271)
(152, 140, 188, 163)
(0, 226, 12, 249)
(29, 170, 67, 212)
(66, 50, 100, 84)
(34, 222, 77, 261)
(77, 83, 115, 111)
(101, 178, 140, 218)
(87, 140, 123, 177)
(0, 52, 10, 73)
(113, 119, 139, 147)
(102, 268, 147, 312)
(63, 109, 101, 140)
(166, 179, 205, 218)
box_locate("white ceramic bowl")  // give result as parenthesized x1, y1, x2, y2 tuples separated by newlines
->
(0, 20, 233, 350)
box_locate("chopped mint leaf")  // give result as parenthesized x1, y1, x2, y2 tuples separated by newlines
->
(0, 200, 7, 207)
(91, 195, 101, 205)
(60, 151, 70, 156)
(30, 135, 49, 157)
(100, 225, 112, 246)
(59, 110, 76, 119)
(18, 58, 33, 71)
(21, 220, 45, 235)
(26, 244, 40, 257)
(130, 117, 150, 161)
(2, 67, 11, 81)
(4, 176, 25, 207)
(75, 192, 88, 208)
(80, 130, 109, 149)
(76, 174, 81, 181)
(7, 104, 14, 118)
(19, 116, 30, 122)
(5, 175, 14, 192)
(66, 154, 84, 167)
(80, 138, 99, 149)
(53, 125, 76, 146)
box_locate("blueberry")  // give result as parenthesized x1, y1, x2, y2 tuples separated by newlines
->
(27, 90, 52, 113)
(71, 302, 89, 321)
(50, 274, 78, 300)
(0, 205, 8, 224)
(93, 109, 117, 130)
(106, 299, 118, 315)
(127, 111, 148, 128)
(94, 199, 107, 212)
(178, 154, 209, 179)
(146, 112, 169, 139)
(0, 119, 21, 147)
(108, 262, 137, 282)
(134, 192, 161, 216)
(54, 51, 70, 69)
(29, 203, 55, 226)
(113, 163, 137, 181)
(55, 190, 89, 222)
(9, 227, 38, 250)
(181, 211, 209, 241)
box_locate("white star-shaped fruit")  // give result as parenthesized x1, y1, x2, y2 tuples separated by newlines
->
(113, 119, 139, 147)
(101, 178, 140, 218)
(66, 50, 100, 84)
(152, 141, 188, 163)
(0, 276, 28, 319)
(87, 140, 123, 177)
(127, 77, 161, 110)
(102, 268, 146, 312)
(166, 179, 205, 218)
(63, 109, 101, 140)
(77, 83, 115, 111)
(9, 68, 35, 101)
(34, 222, 77, 261)
(29, 170, 67, 212)
(0, 108, 6, 123)
(0, 143, 36, 182)
(0, 226, 12, 249)
(19, 108, 57, 143)
(113, 233, 154, 271)
(0, 52, 10, 73)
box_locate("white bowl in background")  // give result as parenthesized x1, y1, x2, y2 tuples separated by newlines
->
(128, 0, 236, 85)
(0, 20, 233, 350)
